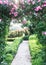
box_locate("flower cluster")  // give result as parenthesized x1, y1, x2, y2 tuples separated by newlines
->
(0, 0, 46, 19)
(0, 0, 18, 19)
(42, 1, 46, 7)
(35, 6, 42, 11)
(19, 0, 46, 14)
(0, 0, 8, 4)
(42, 31, 46, 35)
(34, 0, 46, 12)
(38, 0, 41, 2)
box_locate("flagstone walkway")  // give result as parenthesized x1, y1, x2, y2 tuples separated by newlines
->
(11, 40, 32, 65)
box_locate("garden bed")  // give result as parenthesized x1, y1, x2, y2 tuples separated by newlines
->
(1, 37, 23, 65)
(29, 34, 46, 65)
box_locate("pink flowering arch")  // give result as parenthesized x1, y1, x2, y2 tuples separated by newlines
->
(0, 0, 46, 64)
(0, 0, 46, 20)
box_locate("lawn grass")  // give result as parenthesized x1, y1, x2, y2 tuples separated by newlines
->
(2, 37, 23, 65)
(29, 34, 45, 65)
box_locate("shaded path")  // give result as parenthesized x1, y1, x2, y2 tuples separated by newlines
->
(11, 41, 32, 65)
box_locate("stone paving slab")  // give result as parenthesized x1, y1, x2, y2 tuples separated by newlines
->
(11, 41, 32, 65)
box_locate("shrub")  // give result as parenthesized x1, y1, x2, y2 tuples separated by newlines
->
(8, 30, 24, 38)
(0, 17, 10, 64)
(23, 35, 29, 40)
(29, 34, 46, 65)
(2, 37, 23, 65)
(30, 21, 46, 44)
(5, 54, 13, 63)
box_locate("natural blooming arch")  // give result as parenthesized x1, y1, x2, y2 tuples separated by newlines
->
(0, 0, 46, 20)
(0, 0, 46, 64)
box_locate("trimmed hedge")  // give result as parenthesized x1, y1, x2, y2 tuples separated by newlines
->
(29, 34, 46, 65)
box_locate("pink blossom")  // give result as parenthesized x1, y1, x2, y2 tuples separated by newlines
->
(19, 0, 24, 4)
(10, 8, 15, 14)
(32, 1, 35, 5)
(22, 19, 27, 24)
(22, 5, 25, 9)
(9, 2, 13, 6)
(9, 12, 11, 15)
(10, 11, 14, 15)
(10, 7, 16, 15)
(44, 1, 46, 4)
(0, 0, 3, 4)
(38, 0, 41, 2)
(22, 20, 27, 24)
(3, 1, 8, 5)
(13, 12, 18, 17)
(28, 0, 31, 3)
(13, 4, 18, 9)
(42, 1, 46, 7)
(35, 6, 42, 11)
(11, 8, 15, 11)
(42, 4, 46, 7)
(42, 32, 46, 35)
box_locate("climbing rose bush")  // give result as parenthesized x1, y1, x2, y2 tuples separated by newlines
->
(0, 0, 46, 65)
(0, 0, 46, 19)
(0, 0, 18, 19)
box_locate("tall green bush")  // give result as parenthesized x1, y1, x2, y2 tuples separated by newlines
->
(0, 16, 10, 64)
(29, 34, 45, 65)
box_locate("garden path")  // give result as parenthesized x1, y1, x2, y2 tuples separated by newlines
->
(11, 40, 32, 65)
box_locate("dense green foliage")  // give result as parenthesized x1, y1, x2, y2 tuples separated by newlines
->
(29, 34, 46, 65)
(0, 17, 10, 65)
(23, 35, 29, 40)
(1, 37, 23, 65)
(37, 22, 46, 44)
